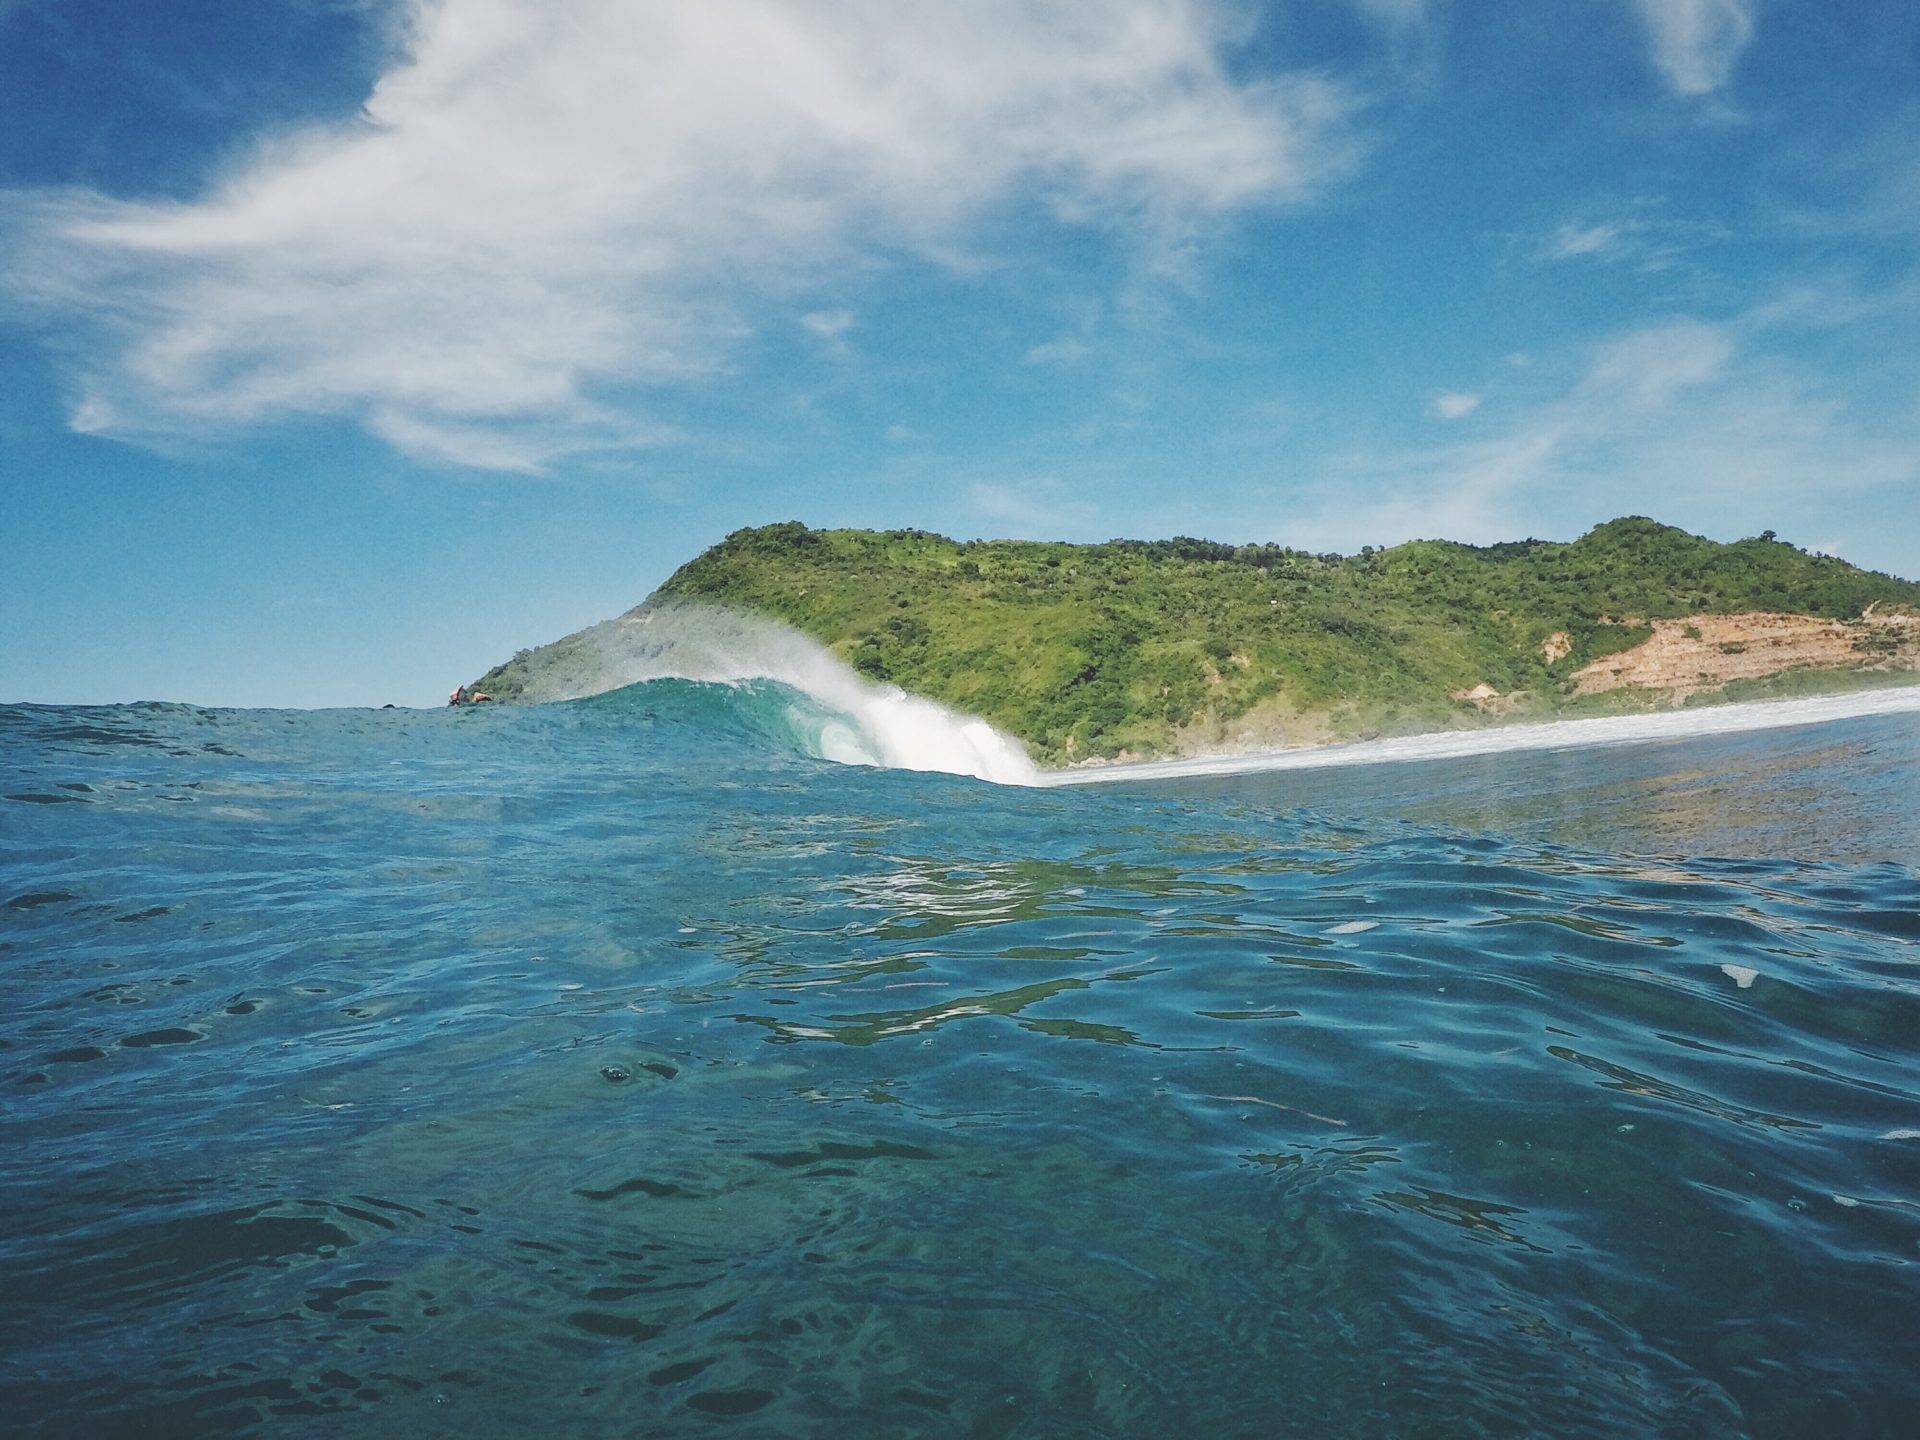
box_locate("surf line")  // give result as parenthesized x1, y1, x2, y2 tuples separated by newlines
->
(1039, 684, 1920, 787)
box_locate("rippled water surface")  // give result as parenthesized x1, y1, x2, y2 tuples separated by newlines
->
(4, 688, 1919, 1438)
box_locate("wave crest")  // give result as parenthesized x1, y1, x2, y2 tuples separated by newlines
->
(510, 603, 1039, 786)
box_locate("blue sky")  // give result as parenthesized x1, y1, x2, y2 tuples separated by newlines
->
(3, 0, 1918, 707)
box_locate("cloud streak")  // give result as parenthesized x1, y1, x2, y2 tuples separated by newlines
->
(1283, 309, 1920, 552)
(1428, 389, 1481, 420)
(1625, 0, 1755, 98)
(1532, 207, 1725, 272)
(7, 0, 1357, 470)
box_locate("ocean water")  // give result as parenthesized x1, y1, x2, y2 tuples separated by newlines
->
(3, 684, 1919, 1439)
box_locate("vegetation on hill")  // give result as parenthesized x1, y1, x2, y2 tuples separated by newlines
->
(473, 518, 1920, 764)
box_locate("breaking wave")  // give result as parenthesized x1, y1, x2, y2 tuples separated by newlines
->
(518, 604, 1039, 787)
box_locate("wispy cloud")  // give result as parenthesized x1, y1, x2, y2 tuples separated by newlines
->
(1541, 220, 1631, 262)
(1533, 207, 1723, 272)
(1280, 311, 1919, 551)
(1428, 389, 1481, 420)
(799, 310, 857, 342)
(1624, 0, 1756, 98)
(966, 479, 1095, 536)
(1772, 129, 1920, 244)
(5, 0, 1358, 471)
(798, 308, 859, 359)
(1744, 271, 1920, 331)
(1349, 0, 1429, 28)
(1346, 0, 1441, 75)
(1024, 336, 1092, 367)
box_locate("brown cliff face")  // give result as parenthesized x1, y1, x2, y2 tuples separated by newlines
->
(1572, 610, 1920, 702)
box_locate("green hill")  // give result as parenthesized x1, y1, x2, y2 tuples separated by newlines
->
(470, 518, 1920, 765)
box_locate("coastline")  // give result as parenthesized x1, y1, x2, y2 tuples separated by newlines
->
(1040, 680, 1920, 786)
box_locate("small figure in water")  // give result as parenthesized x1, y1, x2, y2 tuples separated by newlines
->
(447, 686, 494, 706)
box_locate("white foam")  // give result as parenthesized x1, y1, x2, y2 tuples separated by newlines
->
(813, 684, 1039, 786)
(1041, 685, 1920, 788)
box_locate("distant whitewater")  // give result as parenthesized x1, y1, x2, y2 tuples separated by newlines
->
(1049, 684, 1920, 786)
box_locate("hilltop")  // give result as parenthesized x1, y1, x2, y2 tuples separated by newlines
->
(470, 518, 1920, 765)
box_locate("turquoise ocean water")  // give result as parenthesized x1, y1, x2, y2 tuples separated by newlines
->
(3, 683, 1918, 1437)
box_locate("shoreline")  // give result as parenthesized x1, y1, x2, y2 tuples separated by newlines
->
(1037, 681, 1920, 787)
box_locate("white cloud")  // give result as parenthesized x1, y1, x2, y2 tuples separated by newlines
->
(1280, 314, 1918, 551)
(1625, 0, 1755, 98)
(5, 0, 1356, 471)
(1024, 335, 1092, 367)
(1428, 389, 1481, 420)
(1542, 220, 1628, 262)
(1533, 208, 1722, 271)
(1579, 318, 1732, 409)
(966, 479, 1094, 536)
(1346, 0, 1434, 50)
(1345, 0, 1441, 77)
(798, 307, 858, 358)
(799, 309, 857, 341)
(1773, 135, 1920, 244)
(1350, 0, 1429, 27)
(1744, 276, 1898, 331)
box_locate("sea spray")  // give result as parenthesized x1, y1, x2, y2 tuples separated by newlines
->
(504, 602, 1040, 786)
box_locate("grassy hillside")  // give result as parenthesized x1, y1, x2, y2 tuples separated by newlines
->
(473, 518, 1920, 764)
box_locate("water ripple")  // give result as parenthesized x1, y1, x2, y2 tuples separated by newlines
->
(3, 697, 1919, 1437)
